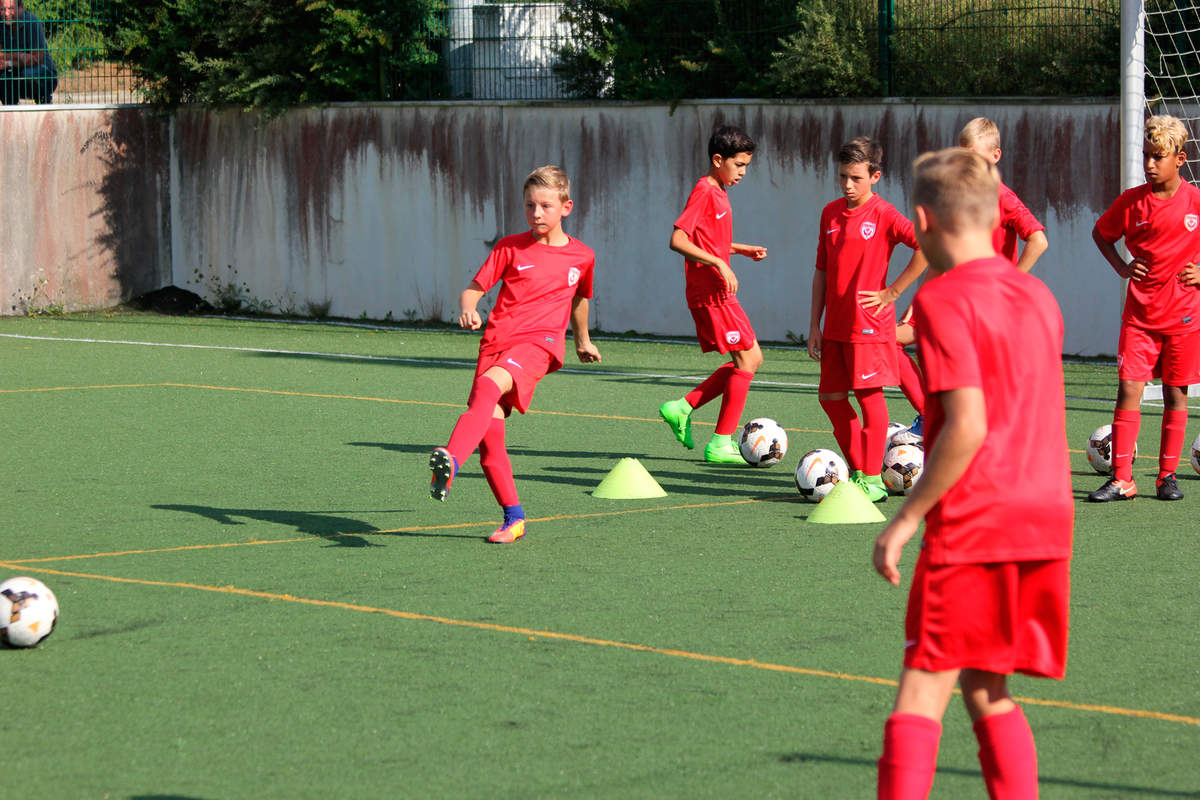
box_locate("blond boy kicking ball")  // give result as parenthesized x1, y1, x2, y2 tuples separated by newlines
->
(428, 165, 600, 543)
(874, 149, 1073, 799)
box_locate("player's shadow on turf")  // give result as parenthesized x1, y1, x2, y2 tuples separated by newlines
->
(152, 504, 383, 547)
(348, 442, 639, 461)
(774, 753, 1200, 797)
(536, 465, 799, 499)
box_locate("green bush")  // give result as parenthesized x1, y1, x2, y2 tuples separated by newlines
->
(768, 0, 878, 97)
(102, 0, 444, 111)
(29, 0, 105, 70)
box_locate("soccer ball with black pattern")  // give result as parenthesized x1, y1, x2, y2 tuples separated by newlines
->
(1086, 423, 1137, 474)
(882, 443, 924, 495)
(1190, 432, 1200, 474)
(1, 576, 58, 648)
(795, 448, 849, 501)
(739, 417, 788, 467)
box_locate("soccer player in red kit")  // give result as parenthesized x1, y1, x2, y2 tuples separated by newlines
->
(1088, 114, 1200, 503)
(893, 118, 1049, 443)
(428, 165, 601, 543)
(659, 124, 769, 464)
(809, 136, 926, 501)
(874, 148, 1073, 800)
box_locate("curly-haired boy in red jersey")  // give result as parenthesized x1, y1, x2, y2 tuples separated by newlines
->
(810, 136, 926, 500)
(1088, 114, 1200, 502)
(428, 165, 601, 543)
(874, 148, 1073, 800)
(658, 124, 769, 464)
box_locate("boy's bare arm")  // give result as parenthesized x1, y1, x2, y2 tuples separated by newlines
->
(731, 242, 768, 261)
(458, 282, 487, 329)
(808, 270, 826, 361)
(1092, 225, 1148, 281)
(670, 228, 737, 294)
(570, 295, 601, 363)
(873, 386, 987, 586)
(859, 250, 929, 311)
(1014, 230, 1048, 273)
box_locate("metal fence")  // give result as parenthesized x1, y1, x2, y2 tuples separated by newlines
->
(4, 0, 1120, 106)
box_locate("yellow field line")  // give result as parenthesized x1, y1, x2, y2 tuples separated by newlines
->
(1, 560, 1194, 728)
(4, 498, 779, 565)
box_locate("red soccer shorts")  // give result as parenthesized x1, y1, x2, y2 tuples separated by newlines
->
(818, 339, 899, 393)
(904, 551, 1070, 679)
(476, 342, 556, 415)
(690, 300, 757, 354)
(1117, 324, 1200, 385)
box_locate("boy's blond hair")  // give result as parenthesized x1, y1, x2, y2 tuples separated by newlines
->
(1145, 115, 1189, 155)
(958, 117, 1001, 152)
(912, 148, 1000, 233)
(524, 165, 571, 202)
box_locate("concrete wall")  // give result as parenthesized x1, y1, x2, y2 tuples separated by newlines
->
(0, 106, 171, 313)
(4, 100, 1121, 355)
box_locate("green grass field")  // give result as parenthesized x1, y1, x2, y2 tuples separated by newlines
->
(1, 312, 1197, 799)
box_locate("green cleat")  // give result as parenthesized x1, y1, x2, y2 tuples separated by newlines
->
(852, 470, 888, 503)
(659, 398, 695, 449)
(704, 434, 746, 464)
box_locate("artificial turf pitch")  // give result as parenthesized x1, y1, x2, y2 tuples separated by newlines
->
(1, 312, 1197, 799)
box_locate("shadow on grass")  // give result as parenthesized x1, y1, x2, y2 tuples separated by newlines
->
(774, 752, 1200, 797)
(151, 504, 386, 547)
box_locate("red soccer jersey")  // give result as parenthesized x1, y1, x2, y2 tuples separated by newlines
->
(994, 181, 1045, 263)
(815, 194, 919, 343)
(914, 257, 1074, 564)
(674, 177, 734, 308)
(1095, 181, 1200, 333)
(473, 232, 595, 370)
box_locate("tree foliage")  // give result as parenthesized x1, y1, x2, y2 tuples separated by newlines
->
(102, 0, 443, 111)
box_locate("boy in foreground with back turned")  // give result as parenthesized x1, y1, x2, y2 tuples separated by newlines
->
(428, 165, 601, 543)
(658, 124, 769, 464)
(873, 149, 1073, 799)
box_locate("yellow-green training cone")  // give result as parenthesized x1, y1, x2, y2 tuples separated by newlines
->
(592, 457, 668, 499)
(806, 480, 886, 524)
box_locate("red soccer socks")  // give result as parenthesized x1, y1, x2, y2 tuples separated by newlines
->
(974, 706, 1039, 800)
(878, 713, 942, 800)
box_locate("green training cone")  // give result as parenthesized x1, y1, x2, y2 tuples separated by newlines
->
(806, 480, 886, 524)
(592, 457, 668, 499)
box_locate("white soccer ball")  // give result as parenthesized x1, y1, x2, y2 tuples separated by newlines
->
(882, 443, 925, 495)
(1086, 424, 1137, 474)
(795, 448, 849, 501)
(1190, 432, 1200, 474)
(739, 417, 788, 467)
(886, 421, 909, 443)
(0, 577, 59, 648)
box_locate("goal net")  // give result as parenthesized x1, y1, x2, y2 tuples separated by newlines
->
(1144, 1, 1200, 180)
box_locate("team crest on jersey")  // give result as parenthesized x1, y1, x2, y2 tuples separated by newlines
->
(567, 267, 581, 286)
(861, 221, 877, 240)
(725, 330, 741, 346)
(1186, 214, 1199, 232)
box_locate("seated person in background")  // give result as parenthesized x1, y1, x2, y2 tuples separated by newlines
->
(1, 0, 57, 104)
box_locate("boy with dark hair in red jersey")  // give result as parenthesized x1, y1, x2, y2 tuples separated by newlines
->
(893, 118, 1050, 445)
(1088, 114, 1200, 503)
(809, 136, 926, 501)
(659, 124, 769, 464)
(428, 165, 601, 543)
(874, 148, 1073, 800)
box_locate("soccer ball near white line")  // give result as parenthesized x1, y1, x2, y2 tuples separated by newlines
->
(795, 448, 849, 501)
(739, 417, 788, 467)
(882, 443, 924, 495)
(0, 577, 59, 648)
(1086, 423, 1137, 474)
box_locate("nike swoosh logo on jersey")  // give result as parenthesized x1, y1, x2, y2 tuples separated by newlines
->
(860, 371, 879, 380)
(826, 228, 839, 234)
(506, 358, 523, 369)
(516, 264, 536, 270)
(715, 211, 728, 219)
(1135, 220, 1150, 227)
(904, 639, 917, 649)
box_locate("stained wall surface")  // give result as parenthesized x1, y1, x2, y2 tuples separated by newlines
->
(3, 101, 1120, 355)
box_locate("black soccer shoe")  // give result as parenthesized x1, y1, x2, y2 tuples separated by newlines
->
(1086, 478, 1137, 503)
(1156, 473, 1184, 501)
